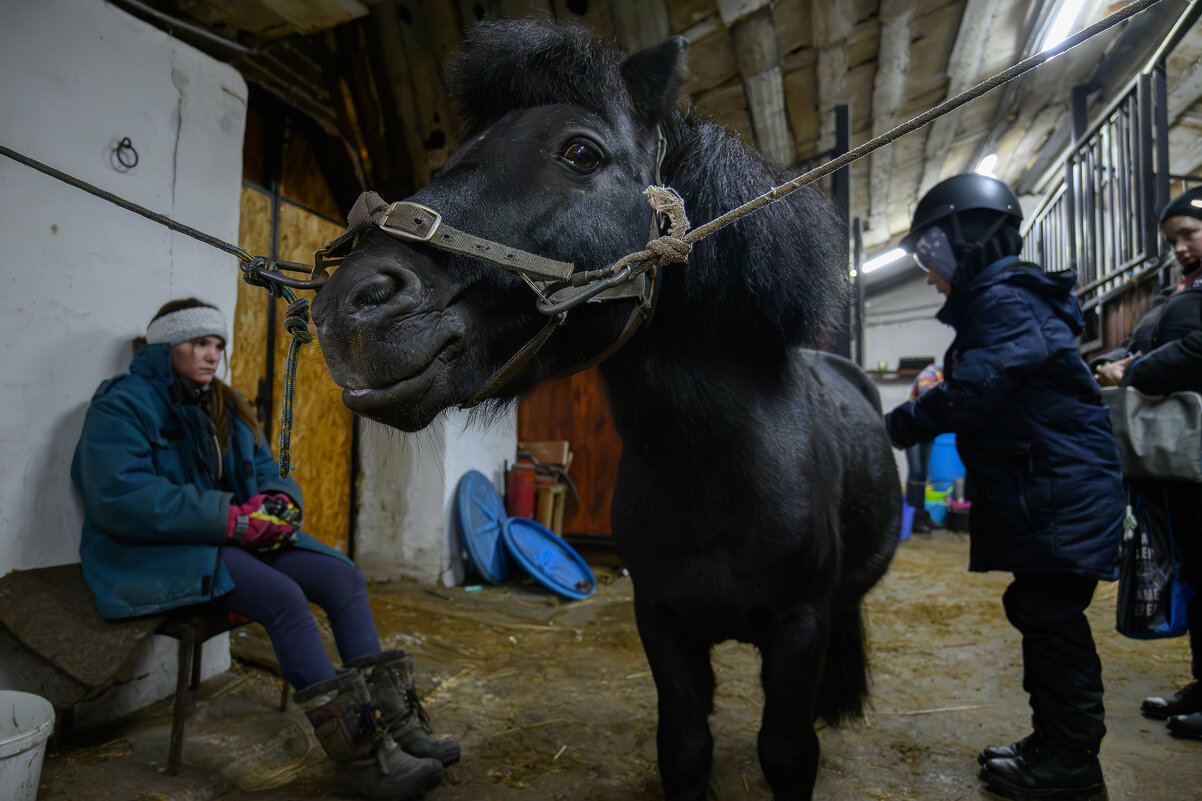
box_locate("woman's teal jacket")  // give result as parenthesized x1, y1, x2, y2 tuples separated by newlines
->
(71, 343, 350, 619)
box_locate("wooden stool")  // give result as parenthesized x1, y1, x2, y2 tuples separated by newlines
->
(157, 607, 290, 775)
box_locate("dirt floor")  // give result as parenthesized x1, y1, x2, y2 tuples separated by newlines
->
(38, 530, 1202, 800)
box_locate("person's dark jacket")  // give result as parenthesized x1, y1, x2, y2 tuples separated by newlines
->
(71, 343, 349, 619)
(1091, 278, 1202, 395)
(886, 256, 1124, 578)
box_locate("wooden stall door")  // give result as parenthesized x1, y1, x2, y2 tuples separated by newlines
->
(517, 367, 622, 538)
(230, 187, 353, 552)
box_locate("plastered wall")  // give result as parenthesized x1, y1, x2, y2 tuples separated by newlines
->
(0, 0, 247, 717)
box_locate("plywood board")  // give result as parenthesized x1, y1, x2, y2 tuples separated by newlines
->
(232, 185, 353, 553)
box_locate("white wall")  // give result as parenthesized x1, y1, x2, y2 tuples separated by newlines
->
(0, 0, 246, 714)
(356, 407, 517, 587)
(863, 270, 956, 489)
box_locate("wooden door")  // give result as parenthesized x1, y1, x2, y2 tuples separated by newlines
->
(517, 367, 622, 537)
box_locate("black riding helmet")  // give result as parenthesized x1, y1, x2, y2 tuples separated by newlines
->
(902, 173, 1024, 284)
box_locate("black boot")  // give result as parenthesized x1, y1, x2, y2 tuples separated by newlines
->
(978, 745, 1105, 800)
(295, 670, 445, 799)
(1166, 711, 1202, 740)
(1140, 680, 1202, 720)
(978, 732, 1038, 765)
(349, 650, 461, 766)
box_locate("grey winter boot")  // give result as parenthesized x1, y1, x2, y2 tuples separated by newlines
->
(349, 650, 462, 766)
(294, 669, 445, 799)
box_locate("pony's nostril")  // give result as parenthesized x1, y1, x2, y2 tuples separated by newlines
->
(353, 274, 398, 308)
(348, 266, 422, 315)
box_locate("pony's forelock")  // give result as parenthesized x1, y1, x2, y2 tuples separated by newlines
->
(446, 19, 629, 134)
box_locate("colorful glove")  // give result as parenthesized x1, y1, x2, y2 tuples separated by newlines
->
(261, 493, 303, 529)
(226, 494, 299, 552)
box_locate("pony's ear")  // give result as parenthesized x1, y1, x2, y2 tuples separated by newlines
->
(621, 36, 689, 124)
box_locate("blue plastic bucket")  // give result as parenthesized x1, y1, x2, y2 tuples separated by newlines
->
(928, 433, 965, 492)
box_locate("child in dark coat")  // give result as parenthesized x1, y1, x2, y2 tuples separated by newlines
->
(886, 174, 1123, 801)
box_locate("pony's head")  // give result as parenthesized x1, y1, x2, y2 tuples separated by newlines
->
(312, 20, 687, 431)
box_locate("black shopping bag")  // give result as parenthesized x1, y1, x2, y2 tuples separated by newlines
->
(1116, 483, 1194, 639)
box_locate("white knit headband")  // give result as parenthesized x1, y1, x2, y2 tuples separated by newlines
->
(145, 306, 229, 347)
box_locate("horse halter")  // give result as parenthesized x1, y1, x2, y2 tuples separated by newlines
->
(311, 129, 670, 407)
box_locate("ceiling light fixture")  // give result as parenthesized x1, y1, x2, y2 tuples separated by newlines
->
(862, 247, 908, 273)
(976, 154, 998, 177)
(1040, 0, 1087, 53)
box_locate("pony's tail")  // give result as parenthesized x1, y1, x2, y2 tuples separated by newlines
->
(815, 604, 869, 725)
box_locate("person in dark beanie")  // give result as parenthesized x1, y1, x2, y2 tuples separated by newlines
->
(71, 298, 458, 800)
(1093, 184, 1202, 740)
(885, 174, 1124, 800)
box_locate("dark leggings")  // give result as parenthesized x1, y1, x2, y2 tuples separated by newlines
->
(217, 547, 380, 690)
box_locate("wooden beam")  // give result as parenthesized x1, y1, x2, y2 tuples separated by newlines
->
(810, 0, 854, 155)
(367, 2, 429, 191)
(916, 0, 999, 196)
(1168, 51, 1202, 124)
(866, 0, 914, 242)
(259, 0, 368, 34)
(732, 7, 793, 163)
(609, 0, 669, 53)
(717, 0, 772, 25)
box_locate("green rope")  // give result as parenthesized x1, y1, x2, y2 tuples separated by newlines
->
(0, 142, 313, 478)
(240, 259, 313, 478)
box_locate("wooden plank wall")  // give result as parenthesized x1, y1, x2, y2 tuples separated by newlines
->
(230, 181, 352, 551)
(517, 367, 621, 537)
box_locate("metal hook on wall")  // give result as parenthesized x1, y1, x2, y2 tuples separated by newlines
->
(110, 137, 139, 172)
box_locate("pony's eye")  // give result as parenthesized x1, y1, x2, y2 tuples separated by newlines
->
(558, 140, 602, 173)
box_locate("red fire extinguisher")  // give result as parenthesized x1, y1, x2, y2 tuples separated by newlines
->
(507, 457, 536, 518)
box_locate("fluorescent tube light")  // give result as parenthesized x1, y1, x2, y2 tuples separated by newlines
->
(863, 247, 908, 273)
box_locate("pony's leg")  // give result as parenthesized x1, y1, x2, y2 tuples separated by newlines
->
(758, 614, 829, 801)
(634, 598, 715, 801)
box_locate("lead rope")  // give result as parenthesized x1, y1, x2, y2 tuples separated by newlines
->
(0, 141, 311, 477)
(0, 0, 1164, 467)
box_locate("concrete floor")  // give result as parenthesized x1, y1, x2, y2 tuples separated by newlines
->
(36, 531, 1202, 800)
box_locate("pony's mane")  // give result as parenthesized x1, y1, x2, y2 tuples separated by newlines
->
(660, 112, 848, 349)
(446, 19, 847, 350)
(446, 19, 631, 135)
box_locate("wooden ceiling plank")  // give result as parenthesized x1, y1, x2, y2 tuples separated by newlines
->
(610, 0, 670, 53)
(810, 0, 855, 154)
(258, 0, 368, 35)
(717, 0, 772, 25)
(733, 7, 794, 163)
(1168, 53, 1202, 124)
(916, 0, 998, 197)
(867, 0, 915, 242)
(366, 3, 427, 191)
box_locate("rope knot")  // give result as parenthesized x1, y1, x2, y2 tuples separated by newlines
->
(241, 257, 285, 297)
(283, 298, 313, 343)
(646, 235, 692, 265)
(643, 185, 691, 266)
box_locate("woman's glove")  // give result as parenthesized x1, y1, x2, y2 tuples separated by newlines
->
(226, 494, 299, 551)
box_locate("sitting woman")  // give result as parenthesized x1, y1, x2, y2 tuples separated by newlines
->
(70, 298, 457, 800)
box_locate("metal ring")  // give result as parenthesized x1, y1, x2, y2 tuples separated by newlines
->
(114, 137, 138, 169)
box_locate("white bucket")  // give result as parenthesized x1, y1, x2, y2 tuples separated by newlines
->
(0, 691, 55, 801)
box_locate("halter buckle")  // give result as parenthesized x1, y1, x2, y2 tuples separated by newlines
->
(379, 201, 442, 242)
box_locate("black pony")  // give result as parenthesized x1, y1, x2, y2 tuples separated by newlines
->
(312, 20, 900, 801)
